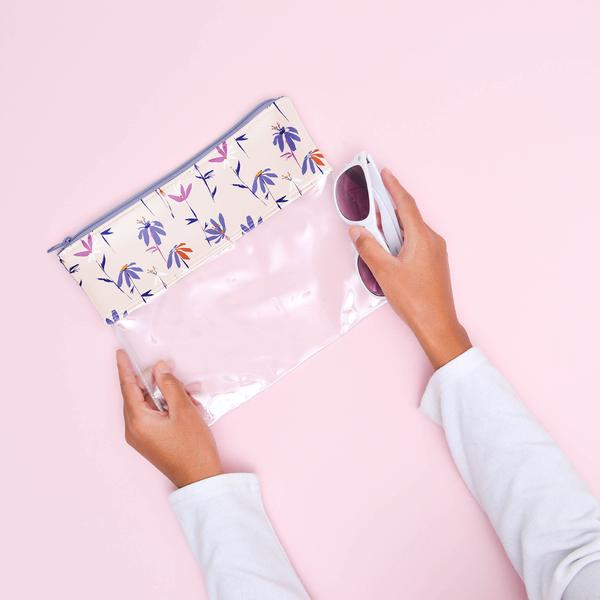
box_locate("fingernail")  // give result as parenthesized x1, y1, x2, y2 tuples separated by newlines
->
(381, 167, 392, 177)
(156, 361, 171, 374)
(349, 227, 362, 243)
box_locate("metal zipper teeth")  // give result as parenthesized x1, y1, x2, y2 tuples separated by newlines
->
(47, 96, 282, 254)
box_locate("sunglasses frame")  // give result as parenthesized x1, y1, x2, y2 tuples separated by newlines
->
(333, 151, 403, 297)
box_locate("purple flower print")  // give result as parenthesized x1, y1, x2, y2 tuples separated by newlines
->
(137, 217, 166, 246)
(117, 263, 142, 289)
(252, 168, 278, 202)
(117, 262, 152, 303)
(168, 183, 192, 202)
(272, 123, 301, 168)
(168, 183, 199, 224)
(240, 215, 263, 235)
(74, 234, 100, 261)
(106, 309, 128, 325)
(209, 141, 234, 165)
(137, 217, 167, 263)
(205, 213, 230, 244)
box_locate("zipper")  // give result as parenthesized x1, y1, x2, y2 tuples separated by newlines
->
(47, 96, 283, 254)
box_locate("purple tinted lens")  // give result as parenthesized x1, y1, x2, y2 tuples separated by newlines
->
(336, 165, 370, 221)
(357, 256, 384, 296)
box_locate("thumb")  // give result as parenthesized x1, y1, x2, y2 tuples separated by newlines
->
(349, 226, 395, 279)
(153, 361, 194, 414)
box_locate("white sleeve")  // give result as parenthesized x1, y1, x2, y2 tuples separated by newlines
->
(420, 346, 600, 600)
(169, 473, 311, 600)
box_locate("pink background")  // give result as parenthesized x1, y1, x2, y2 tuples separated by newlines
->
(2, 1, 599, 598)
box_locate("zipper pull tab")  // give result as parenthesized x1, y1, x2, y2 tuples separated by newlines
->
(47, 236, 73, 254)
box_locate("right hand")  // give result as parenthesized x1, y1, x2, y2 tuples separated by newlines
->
(117, 350, 224, 488)
(349, 168, 472, 370)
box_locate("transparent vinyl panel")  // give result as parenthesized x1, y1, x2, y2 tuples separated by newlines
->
(111, 176, 385, 424)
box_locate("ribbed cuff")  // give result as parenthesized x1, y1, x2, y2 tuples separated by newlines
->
(419, 346, 488, 426)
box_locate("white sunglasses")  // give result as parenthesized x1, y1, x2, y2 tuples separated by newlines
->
(333, 151, 403, 296)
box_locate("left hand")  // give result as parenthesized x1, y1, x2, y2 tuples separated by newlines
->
(117, 349, 224, 488)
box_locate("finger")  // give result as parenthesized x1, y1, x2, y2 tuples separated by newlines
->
(349, 226, 396, 280)
(135, 359, 176, 391)
(183, 380, 203, 407)
(141, 389, 162, 411)
(116, 350, 152, 417)
(187, 391, 202, 407)
(381, 168, 424, 235)
(375, 206, 382, 232)
(184, 381, 203, 395)
(153, 361, 195, 414)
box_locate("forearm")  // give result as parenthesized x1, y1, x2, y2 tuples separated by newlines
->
(169, 473, 311, 600)
(420, 347, 600, 600)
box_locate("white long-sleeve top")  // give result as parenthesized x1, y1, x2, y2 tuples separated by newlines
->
(169, 347, 600, 599)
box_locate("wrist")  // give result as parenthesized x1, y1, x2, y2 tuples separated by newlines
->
(172, 460, 225, 489)
(411, 316, 472, 370)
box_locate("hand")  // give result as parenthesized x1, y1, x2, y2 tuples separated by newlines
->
(349, 168, 472, 370)
(117, 350, 224, 488)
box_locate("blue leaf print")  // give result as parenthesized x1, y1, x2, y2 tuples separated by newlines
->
(140, 198, 154, 215)
(225, 158, 265, 205)
(273, 101, 288, 122)
(194, 165, 218, 202)
(235, 134, 249, 157)
(275, 195, 288, 209)
(101, 228, 115, 251)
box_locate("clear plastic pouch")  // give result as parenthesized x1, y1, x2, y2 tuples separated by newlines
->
(48, 96, 385, 422)
(112, 177, 384, 424)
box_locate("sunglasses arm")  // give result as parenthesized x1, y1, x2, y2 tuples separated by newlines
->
(366, 157, 403, 256)
(364, 220, 391, 254)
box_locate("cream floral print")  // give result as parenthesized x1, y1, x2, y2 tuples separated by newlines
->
(52, 97, 332, 323)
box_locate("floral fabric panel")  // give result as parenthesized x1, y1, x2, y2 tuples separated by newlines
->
(57, 97, 332, 323)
